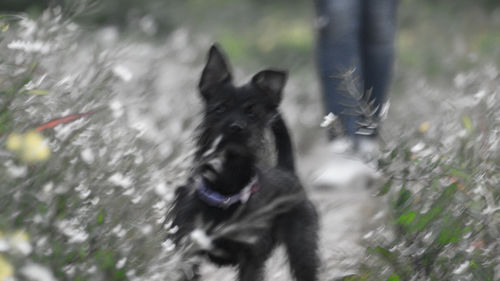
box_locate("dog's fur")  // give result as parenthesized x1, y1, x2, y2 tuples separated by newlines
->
(168, 45, 319, 281)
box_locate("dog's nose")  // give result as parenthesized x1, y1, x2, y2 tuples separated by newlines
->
(229, 121, 246, 133)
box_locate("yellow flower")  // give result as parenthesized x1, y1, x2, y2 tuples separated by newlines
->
(0, 254, 14, 281)
(10, 230, 31, 255)
(418, 121, 430, 134)
(21, 131, 50, 163)
(6, 131, 51, 163)
(11, 230, 29, 242)
(1, 23, 8, 33)
(12, 230, 30, 241)
(6, 133, 22, 151)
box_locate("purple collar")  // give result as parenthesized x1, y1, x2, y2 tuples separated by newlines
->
(196, 177, 259, 209)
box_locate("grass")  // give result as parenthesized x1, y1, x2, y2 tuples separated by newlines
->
(341, 76, 500, 280)
(0, 11, 194, 280)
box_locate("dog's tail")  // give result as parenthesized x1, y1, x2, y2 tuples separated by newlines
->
(270, 113, 295, 172)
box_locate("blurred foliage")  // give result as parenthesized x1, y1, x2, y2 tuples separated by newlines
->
(398, 1, 500, 82)
(0, 11, 199, 280)
(2, 0, 499, 76)
(343, 64, 500, 280)
(397, 0, 500, 84)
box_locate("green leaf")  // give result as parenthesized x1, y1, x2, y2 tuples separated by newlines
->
(56, 195, 67, 218)
(397, 211, 416, 226)
(369, 247, 411, 279)
(97, 209, 105, 224)
(469, 260, 494, 281)
(64, 251, 82, 264)
(390, 148, 398, 159)
(437, 219, 470, 245)
(406, 183, 458, 233)
(377, 178, 393, 196)
(438, 225, 459, 244)
(370, 246, 398, 266)
(462, 115, 473, 133)
(404, 148, 412, 161)
(113, 268, 127, 280)
(387, 274, 400, 281)
(413, 206, 441, 231)
(395, 186, 412, 209)
(430, 182, 456, 209)
(448, 168, 471, 181)
(95, 250, 116, 270)
(26, 89, 49, 95)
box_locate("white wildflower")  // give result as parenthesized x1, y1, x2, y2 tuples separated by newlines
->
(453, 261, 469, 275)
(109, 100, 124, 118)
(190, 229, 212, 250)
(161, 239, 175, 252)
(112, 65, 133, 82)
(0, 237, 10, 252)
(56, 219, 88, 243)
(141, 224, 153, 235)
(320, 112, 338, 128)
(108, 173, 133, 189)
(7, 40, 51, 54)
(116, 257, 127, 269)
(5, 161, 27, 178)
(80, 148, 95, 164)
(21, 263, 58, 281)
(410, 142, 425, 153)
(154, 182, 168, 196)
(168, 225, 179, 234)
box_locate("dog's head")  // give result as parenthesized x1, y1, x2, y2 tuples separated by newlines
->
(198, 44, 287, 144)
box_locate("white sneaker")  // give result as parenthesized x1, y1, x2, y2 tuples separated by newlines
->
(356, 137, 380, 164)
(312, 140, 380, 190)
(328, 137, 355, 154)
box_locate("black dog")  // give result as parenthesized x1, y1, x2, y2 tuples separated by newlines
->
(168, 44, 319, 281)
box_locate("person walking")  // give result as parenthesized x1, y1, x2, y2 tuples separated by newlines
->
(313, 0, 397, 187)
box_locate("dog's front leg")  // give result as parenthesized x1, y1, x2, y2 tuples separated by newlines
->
(238, 258, 265, 281)
(282, 202, 319, 281)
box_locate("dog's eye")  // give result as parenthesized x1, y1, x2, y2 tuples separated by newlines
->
(245, 105, 256, 119)
(214, 105, 226, 114)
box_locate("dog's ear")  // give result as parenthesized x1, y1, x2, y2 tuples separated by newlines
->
(199, 44, 232, 98)
(252, 69, 287, 106)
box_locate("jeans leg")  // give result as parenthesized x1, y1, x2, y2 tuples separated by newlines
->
(314, 0, 363, 138)
(361, 0, 397, 121)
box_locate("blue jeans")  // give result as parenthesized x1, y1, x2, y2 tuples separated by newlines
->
(314, 0, 397, 138)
